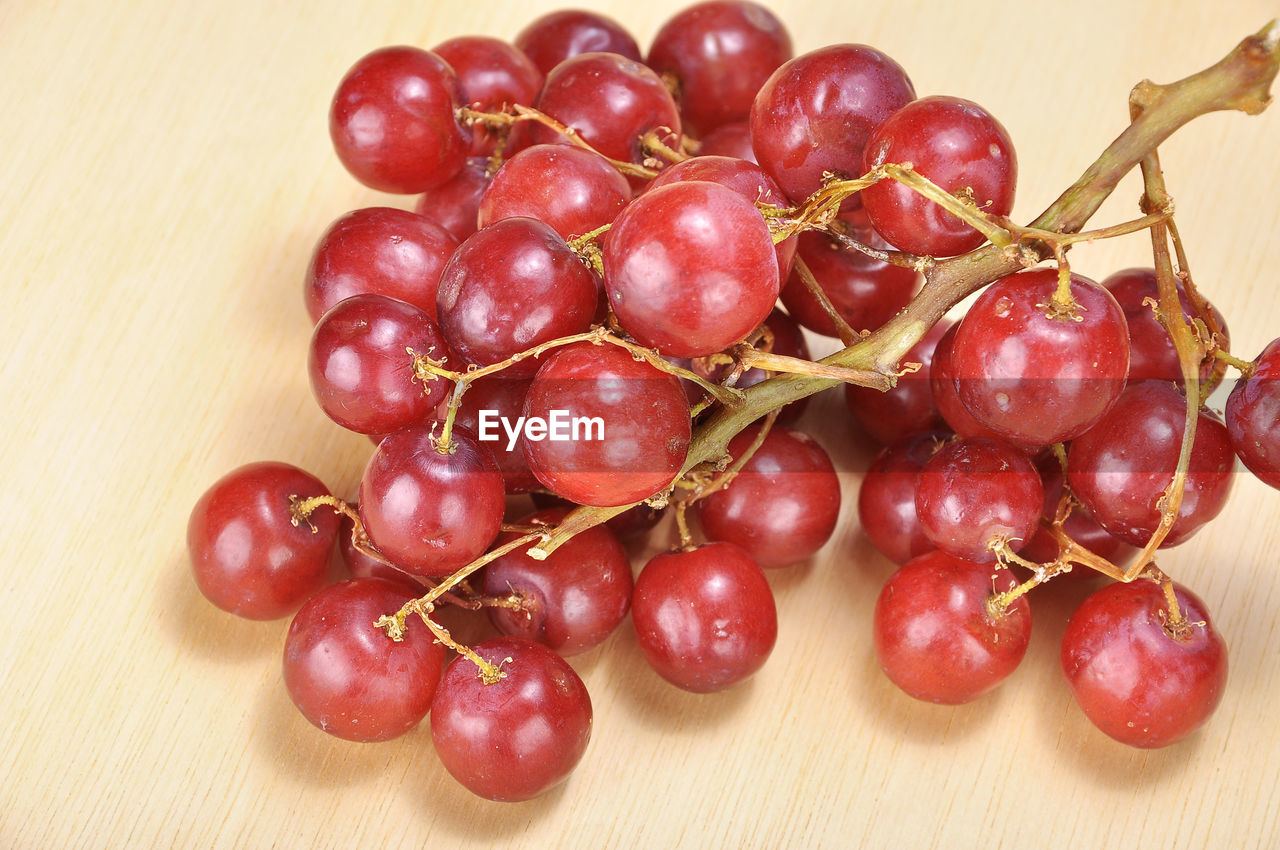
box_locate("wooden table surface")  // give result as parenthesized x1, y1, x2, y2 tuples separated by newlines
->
(4, 0, 1280, 847)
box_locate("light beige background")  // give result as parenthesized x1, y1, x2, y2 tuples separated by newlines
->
(3, 1, 1279, 847)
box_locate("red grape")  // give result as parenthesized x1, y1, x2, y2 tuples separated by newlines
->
(431, 636, 592, 801)
(283, 578, 444, 742)
(873, 551, 1031, 704)
(308, 294, 451, 436)
(480, 507, 632, 655)
(646, 1, 792, 135)
(304, 207, 457, 324)
(414, 157, 492, 242)
(862, 96, 1016, 258)
(432, 36, 543, 157)
(604, 180, 778, 357)
(1062, 580, 1227, 748)
(695, 425, 842, 569)
(436, 217, 598, 376)
(188, 462, 337, 620)
(750, 44, 914, 205)
(358, 423, 505, 575)
(914, 437, 1043, 562)
(478, 144, 631, 240)
(1224, 337, 1280, 488)
(1067, 381, 1235, 548)
(779, 227, 920, 338)
(514, 9, 641, 74)
(523, 343, 691, 506)
(531, 52, 681, 168)
(1102, 267, 1229, 382)
(329, 46, 469, 193)
(857, 433, 945, 565)
(631, 542, 777, 692)
(845, 319, 949, 444)
(949, 268, 1130, 447)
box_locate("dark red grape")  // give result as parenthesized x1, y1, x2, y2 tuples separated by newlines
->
(1103, 267, 1228, 382)
(436, 217, 598, 376)
(1224, 337, 1280, 488)
(432, 35, 543, 157)
(532, 52, 681, 168)
(631, 542, 777, 692)
(862, 96, 1016, 257)
(358, 423, 505, 575)
(1062, 580, 1227, 748)
(523, 343, 691, 506)
(949, 269, 1130, 447)
(750, 44, 914, 205)
(604, 180, 778, 357)
(1067, 381, 1236, 548)
(846, 319, 949, 444)
(308, 294, 451, 436)
(1017, 452, 1133, 569)
(696, 121, 757, 162)
(283, 578, 444, 742)
(414, 157, 492, 242)
(514, 9, 641, 74)
(329, 46, 469, 193)
(857, 433, 945, 565)
(779, 228, 919, 338)
(431, 636, 592, 801)
(478, 144, 631, 239)
(914, 437, 1043, 562)
(188, 462, 337, 620)
(696, 425, 841, 568)
(336, 507, 426, 589)
(646, 1, 792, 135)
(873, 551, 1031, 704)
(304, 207, 457, 324)
(480, 507, 631, 655)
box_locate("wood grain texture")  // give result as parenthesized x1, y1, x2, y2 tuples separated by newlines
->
(2, 0, 1279, 847)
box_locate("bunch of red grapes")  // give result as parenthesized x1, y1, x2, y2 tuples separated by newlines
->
(186, 2, 1280, 802)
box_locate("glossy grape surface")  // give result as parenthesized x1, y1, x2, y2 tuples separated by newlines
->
(436, 217, 598, 376)
(696, 425, 841, 568)
(481, 507, 632, 655)
(1225, 337, 1280, 488)
(914, 437, 1043, 562)
(514, 9, 641, 74)
(1067, 381, 1235, 548)
(188, 462, 337, 620)
(283, 578, 444, 742)
(308, 294, 451, 436)
(631, 542, 777, 692)
(329, 46, 469, 193)
(304, 207, 457, 324)
(862, 96, 1016, 258)
(523, 343, 692, 506)
(604, 180, 778, 357)
(949, 269, 1130, 447)
(873, 551, 1031, 704)
(358, 423, 505, 575)
(430, 636, 592, 801)
(1062, 580, 1227, 748)
(750, 43, 914, 205)
(646, 1, 792, 135)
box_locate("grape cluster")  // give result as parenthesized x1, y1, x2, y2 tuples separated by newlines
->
(186, 2, 1280, 802)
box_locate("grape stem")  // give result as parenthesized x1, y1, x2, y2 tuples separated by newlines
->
(458, 105, 658, 179)
(790, 254, 862, 346)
